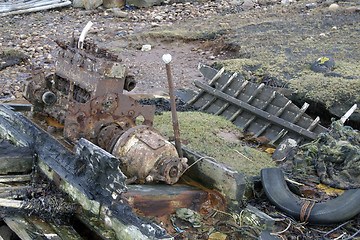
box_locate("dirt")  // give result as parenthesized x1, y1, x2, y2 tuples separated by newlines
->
(1, 0, 360, 125)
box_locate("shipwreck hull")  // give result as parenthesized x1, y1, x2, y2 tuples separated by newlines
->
(186, 65, 328, 145)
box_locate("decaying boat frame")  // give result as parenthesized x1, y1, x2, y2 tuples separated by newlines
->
(0, 103, 246, 239)
(186, 64, 328, 145)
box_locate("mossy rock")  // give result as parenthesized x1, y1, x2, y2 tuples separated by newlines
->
(154, 111, 276, 176)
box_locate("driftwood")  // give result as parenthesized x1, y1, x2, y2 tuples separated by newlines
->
(3, 215, 83, 240)
(0, 174, 32, 183)
(0, 186, 43, 198)
(0, 0, 71, 17)
(0, 141, 33, 174)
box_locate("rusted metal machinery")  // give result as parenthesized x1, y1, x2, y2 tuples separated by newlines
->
(23, 37, 187, 185)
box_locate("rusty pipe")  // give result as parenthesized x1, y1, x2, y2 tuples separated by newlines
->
(162, 54, 183, 158)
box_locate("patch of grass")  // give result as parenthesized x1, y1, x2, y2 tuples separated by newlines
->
(154, 111, 275, 176)
(288, 67, 360, 110)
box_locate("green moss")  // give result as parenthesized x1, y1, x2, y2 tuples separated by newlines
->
(140, 30, 201, 41)
(214, 58, 262, 73)
(154, 111, 275, 176)
(288, 68, 360, 109)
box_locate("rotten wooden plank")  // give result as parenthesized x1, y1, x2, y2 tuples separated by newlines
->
(0, 105, 172, 240)
(3, 215, 83, 240)
(187, 67, 225, 105)
(4, 216, 40, 240)
(0, 0, 71, 17)
(194, 81, 318, 140)
(0, 174, 31, 183)
(0, 141, 33, 174)
(181, 145, 246, 209)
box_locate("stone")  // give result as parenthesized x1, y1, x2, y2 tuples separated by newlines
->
(112, 8, 129, 18)
(310, 56, 335, 73)
(346, 75, 360, 79)
(272, 138, 298, 162)
(345, 6, 358, 13)
(83, 0, 103, 10)
(242, 0, 255, 9)
(154, 15, 163, 21)
(103, 0, 125, 8)
(324, 72, 343, 78)
(141, 44, 152, 51)
(281, 0, 292, 5)
(127, 0, 164, 8)
(306, 3, 317, 9)
(329, 3, 340, 10)
(73, 0, 85, 8)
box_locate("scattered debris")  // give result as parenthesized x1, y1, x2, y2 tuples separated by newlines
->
(23, 28, 187, 184)
(293, 119, 360, 189)
(0, 0, 71, 17)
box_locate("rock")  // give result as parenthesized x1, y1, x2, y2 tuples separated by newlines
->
(281, 0, 292, 5)
(346, 75, 360, 79)
(272, 138, 298, 162)
(127, 0, 164, 8)
(306, 3, 317, 9)
(310, 56, 335, 73)
(141, 44, 152, 51)
(83, 0, 103, 10)
(229, 0, 244, 5)
(324, 72, 343, 78)
(112, 8, 129, 17)
(154, 15, 163, 21)
(345, 6, 358, 13)
(151, 22, 160, 27)
(19, 34, 27, 40)
(329, 3, 340, 10)
(0, 49, 28, 71)
(72, 0, 84, 8)
(103, 0, 125, 8)
(242, 0, 255, 9)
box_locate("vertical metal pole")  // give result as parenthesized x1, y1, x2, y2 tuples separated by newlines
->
(162, 54, 183, 158)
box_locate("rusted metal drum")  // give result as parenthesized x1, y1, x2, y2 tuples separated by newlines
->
(111, 125, 188, 185)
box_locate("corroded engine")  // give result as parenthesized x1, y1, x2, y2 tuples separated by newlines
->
(23, 38, 187, 184)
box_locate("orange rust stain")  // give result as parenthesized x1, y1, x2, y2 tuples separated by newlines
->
(46, 117, 64, 128)
(124, 190, 208, 217)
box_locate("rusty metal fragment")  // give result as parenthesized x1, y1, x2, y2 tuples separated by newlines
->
(23, 37, 187, 184)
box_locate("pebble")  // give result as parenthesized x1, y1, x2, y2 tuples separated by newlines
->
(112, 8, 129, 18)
(306, 3, 317, 9)
(141, 44, 152, 51)
(329, 3, 339, 10)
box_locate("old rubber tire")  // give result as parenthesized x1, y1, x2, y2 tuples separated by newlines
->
(261, 168, 360, 224)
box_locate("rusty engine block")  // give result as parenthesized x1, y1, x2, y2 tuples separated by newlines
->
(23, 38, 187, 185)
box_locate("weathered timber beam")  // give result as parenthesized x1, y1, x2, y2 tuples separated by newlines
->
(181, 145, 246, 210)
(2, 103, 33, 112)
(0, 141, 33, 174)
(0, 1, 71, 17)
(3, 214, 83, 240)
(0, 105, 172, 240)
(194, 81, 318, 140)
(0, 174, 31, 183)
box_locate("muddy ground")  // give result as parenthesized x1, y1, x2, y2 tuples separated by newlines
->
(1, 0, 360, 239)
(1, 0, 360, 125)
